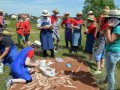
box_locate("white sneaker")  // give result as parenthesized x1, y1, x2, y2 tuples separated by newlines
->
(94, 70, 101, 75)
(6, 76, 13, 88)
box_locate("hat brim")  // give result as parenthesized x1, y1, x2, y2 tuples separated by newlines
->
(52, 10, 59, 14)
(108, 15, 120, 18)
(76, 14, 82, 16)
(87, 18, 94, 22)
(32, 43, 41, 47)
(41, 13, 50, 16)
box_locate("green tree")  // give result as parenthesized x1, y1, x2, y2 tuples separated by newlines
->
(82, 0, 115, 19)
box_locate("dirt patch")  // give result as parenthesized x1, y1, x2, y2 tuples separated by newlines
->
(9, 57, 99, 90)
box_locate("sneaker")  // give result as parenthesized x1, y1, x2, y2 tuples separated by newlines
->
(94, 70, 101, 75)
(72, 51, 75, 54)
(6, 76, 13, 88)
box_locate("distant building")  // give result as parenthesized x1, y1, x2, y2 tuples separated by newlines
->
(18, 13, 30, 19)
(9, 14, 17, 19)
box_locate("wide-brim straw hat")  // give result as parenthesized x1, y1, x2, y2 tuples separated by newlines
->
(0, 10, 4, 14)
(32, 40, 41, 47)
(87, 16, 95, 22)
(76, 12, 82, 16)
(52, 9, 59, 14)
(41, 10, 50, 16)
(102, 6, 110, 18)
(108, 10, 120, 18)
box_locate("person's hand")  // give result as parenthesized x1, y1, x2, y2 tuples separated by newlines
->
(76, 26, 80, 29)
(34, 62, 39, 67)
(108, 20, 114, 27)
(49, 26, 53, 30)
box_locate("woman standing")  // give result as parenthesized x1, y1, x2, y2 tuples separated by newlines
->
(84, 16, 96, 61)
(104, 10, 120, 90)
(71, 12, 84, 53)
(94, 7, 109, 74)
(37, 10, 54, 58)
(61, 12, 73, 48)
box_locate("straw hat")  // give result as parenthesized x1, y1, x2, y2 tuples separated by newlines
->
(108, 10, 120, 18)
(102, 6, 110, 17)
(41, 10, 50, 16)
(32, 40, 41, 47)
(0, 10, 4, 14)
(76, 12, 82, 16)
(52, 9, 59, 14)
(88, 11, 93, 15)
(87, 15, 95, 22)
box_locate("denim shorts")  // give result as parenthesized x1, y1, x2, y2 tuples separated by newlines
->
(94, 50, 105, 62)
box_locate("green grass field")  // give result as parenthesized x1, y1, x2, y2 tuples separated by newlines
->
(0, 19, 120, 90)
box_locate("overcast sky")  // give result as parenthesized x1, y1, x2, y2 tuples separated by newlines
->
(0, 0, 120, 17)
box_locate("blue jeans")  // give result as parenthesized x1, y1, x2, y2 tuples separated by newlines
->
(106, 52, 120, 90)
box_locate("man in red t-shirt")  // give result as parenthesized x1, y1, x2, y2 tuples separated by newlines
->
(50, 9, 60, 50)
(16, 16, 25, 48)
(23, 15, 31, 46)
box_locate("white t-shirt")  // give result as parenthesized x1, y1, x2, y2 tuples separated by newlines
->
(37, 17, 51, 27)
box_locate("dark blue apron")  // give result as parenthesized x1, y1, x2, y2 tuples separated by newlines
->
(72, 24, 82, 46)
(85, 34, 95, 54)
(40, 21, 54, 50)
(65, 23, 72, 41)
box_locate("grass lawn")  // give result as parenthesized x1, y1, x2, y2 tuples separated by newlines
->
(0, 19, 120, 90)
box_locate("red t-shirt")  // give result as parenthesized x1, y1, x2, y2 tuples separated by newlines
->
(72, 18, 84, 26)
(23, 20, 30, 34)
(0, 16, 2, 24)
(61, 18, 73, 25)
(50, 15, 58, 24)
(99, 16, 109, 31)
(27, 50, 34, 59)
(16, 21, 25, 36)
(94, 17, 97, 23)
(87, 24, 96, 35)
(101, 21, 109, 31)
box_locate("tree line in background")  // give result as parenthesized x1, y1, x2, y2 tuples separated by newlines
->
(3, 0, 120, 22)
(82, 0, 118, 19)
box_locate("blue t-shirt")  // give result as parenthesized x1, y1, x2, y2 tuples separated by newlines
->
(106, 26, 120, 52)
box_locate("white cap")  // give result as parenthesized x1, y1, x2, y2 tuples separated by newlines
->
(32, 40, 41, 47)
(41, 10, 50, 16)
(88, 11, 93, 14)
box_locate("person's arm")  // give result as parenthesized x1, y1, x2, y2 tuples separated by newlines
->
(0, 47, 10, 62)
(37, 18, 48, 30)
(61, 19, 65, 29)
(25, 57, 39, 67)
(105, 26, 119, 44)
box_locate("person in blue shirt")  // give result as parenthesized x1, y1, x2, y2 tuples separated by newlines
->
(6, 40, 41, 88)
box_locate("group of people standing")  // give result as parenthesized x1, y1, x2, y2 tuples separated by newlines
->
(37, 9, 85, 58)
(0, 6, 120, 90)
